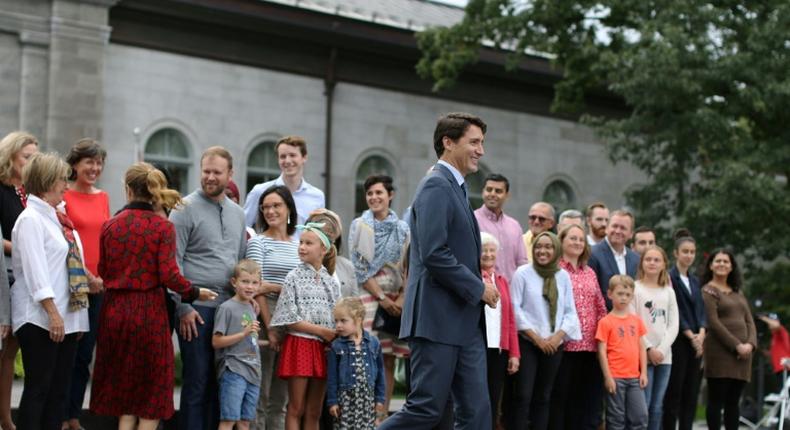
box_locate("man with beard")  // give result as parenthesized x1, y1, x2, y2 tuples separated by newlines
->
(473, 173, 528, 282)
(585, 202, 609, 246)
(170, 146, 247, 430)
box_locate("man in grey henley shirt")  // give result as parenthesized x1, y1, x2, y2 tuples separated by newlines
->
(170, 147, 247, 430)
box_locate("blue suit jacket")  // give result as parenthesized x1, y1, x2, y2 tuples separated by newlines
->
(669, 266, 707, 333)
(588, 240, 639, 309)
(399, 164, 485, 346)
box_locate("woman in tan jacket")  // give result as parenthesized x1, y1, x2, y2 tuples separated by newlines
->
(701, 248, 756, 430)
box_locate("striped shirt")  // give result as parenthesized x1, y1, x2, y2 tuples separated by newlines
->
(245, 234, 299, 298)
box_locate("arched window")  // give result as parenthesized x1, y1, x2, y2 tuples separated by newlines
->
(246, 140, 280, 193)
(543, 179, 577, 215)
(464, 165, 490, 210)
(354, 155, 395, 216)
(144, 128, 192, 195)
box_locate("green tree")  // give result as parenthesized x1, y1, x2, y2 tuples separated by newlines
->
(417, 0, 790, 311)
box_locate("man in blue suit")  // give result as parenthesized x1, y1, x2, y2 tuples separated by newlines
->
(380, 113, 499, 429)
(588, 209, 640, 309)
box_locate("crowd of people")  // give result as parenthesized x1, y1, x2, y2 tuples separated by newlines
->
(0, 111, 763, 430)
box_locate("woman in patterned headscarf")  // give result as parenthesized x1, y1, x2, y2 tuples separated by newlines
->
(508, 231, 581, 430)
(348, 174, 409, 414)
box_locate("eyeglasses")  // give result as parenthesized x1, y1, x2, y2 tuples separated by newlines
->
(528, 215, 550, 224)
(260, 202, 284, 212)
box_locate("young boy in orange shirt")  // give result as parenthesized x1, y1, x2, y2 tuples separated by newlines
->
(596, 275, 648, 430)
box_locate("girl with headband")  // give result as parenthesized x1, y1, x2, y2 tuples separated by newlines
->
(270, 222, 341, 430)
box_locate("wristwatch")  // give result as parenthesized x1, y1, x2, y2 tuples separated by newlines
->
(376, 292, 386, 301)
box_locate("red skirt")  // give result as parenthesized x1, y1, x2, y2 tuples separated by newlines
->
(277, 334, 327, 379)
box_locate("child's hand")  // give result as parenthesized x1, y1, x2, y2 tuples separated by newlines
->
(268, 328, 281, 352)
(639, 373, 648, 389)
(198, 288, 218, 301)
(647, 348, 664, 365)
(375, 403, 387, 425)
(244, 320, 261, 336)
(604, 376, 616, 394)
(329, 405, 340, 418)
(320, 327, 337, 343)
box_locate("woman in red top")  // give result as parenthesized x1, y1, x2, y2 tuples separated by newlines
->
(549, 224, 608, 430)
(480, 232, 520, 430)
(90, 163, 216, 430)
(62, 138, 110, 430)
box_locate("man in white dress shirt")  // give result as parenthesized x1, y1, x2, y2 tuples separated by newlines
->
(243, 136, 324, 228)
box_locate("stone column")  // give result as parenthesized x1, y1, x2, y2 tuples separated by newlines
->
(45, 0, 116, 154)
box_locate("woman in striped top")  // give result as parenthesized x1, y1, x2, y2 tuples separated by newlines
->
(245, 184, 300, 430)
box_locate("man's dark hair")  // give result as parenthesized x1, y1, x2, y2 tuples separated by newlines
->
(633, 226, 655, 237)
(432, 112, 487, 158)
(484, 173, 510, 192)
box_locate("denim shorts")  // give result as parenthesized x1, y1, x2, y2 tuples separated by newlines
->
(219, 370, 260, 421)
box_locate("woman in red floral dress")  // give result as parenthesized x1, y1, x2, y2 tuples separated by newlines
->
(90, 163, 216, 430)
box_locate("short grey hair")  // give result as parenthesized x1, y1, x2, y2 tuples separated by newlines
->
(480, 231, 500, 249)
(558, 209, 583, 224)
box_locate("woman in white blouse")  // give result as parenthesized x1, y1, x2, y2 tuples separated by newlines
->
(509, 231, 580, 430)
(10, 153, 89, 429)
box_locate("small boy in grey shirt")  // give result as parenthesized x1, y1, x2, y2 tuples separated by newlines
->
(213, 260, 262, 430)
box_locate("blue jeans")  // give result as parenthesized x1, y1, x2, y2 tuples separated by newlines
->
(644, 364, 671, 430)
(64, 292, 103, 420)
(219, 370, 260, 421)
(178, 305, 219, 430)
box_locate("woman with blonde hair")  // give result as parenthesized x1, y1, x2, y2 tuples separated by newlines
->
(0, 131, 38, 430)
(90, 162, 217, 430)
(11, 152, 89, 430)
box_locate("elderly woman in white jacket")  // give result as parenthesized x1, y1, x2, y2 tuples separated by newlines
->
(509, 231, 581, 430)
(11, 153, 89, 430)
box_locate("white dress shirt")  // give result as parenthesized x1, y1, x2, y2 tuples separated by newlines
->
(11, 195, 89, 334)
(243, 175, 325, 227)
(606, 238, 627, 275)
(482, 272, 502, 349)
(510, 264, 582, 341)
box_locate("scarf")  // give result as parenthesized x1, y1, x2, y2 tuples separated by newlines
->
(353, 210, 409, 282)
(56, 211, 90, 311)
(297, 222, 331, 250)
(532, 231, 561, 330)
(15, 184, 27, 208)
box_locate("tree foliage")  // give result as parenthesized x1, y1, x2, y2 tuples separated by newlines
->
(416, 0, 790, 310)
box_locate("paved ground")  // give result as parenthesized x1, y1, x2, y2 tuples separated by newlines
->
(9, 381, 730, 429)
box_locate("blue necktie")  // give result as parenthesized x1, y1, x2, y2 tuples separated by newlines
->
(461, 182, 468, 201)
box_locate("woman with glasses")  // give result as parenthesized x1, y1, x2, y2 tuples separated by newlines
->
(246, 184, 300, 430)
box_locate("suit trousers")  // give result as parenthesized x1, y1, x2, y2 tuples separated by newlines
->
(379, 331, 491, 430)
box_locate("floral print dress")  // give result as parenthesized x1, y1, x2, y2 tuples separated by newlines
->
(335, 346, 376, 430)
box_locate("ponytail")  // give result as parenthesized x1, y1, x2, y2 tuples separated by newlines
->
(323, 244, 337, 275)
(145, 168, 182, 212)
(125, 162, 182, 210)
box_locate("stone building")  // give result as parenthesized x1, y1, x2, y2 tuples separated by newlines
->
(0, 0, 643, 232)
